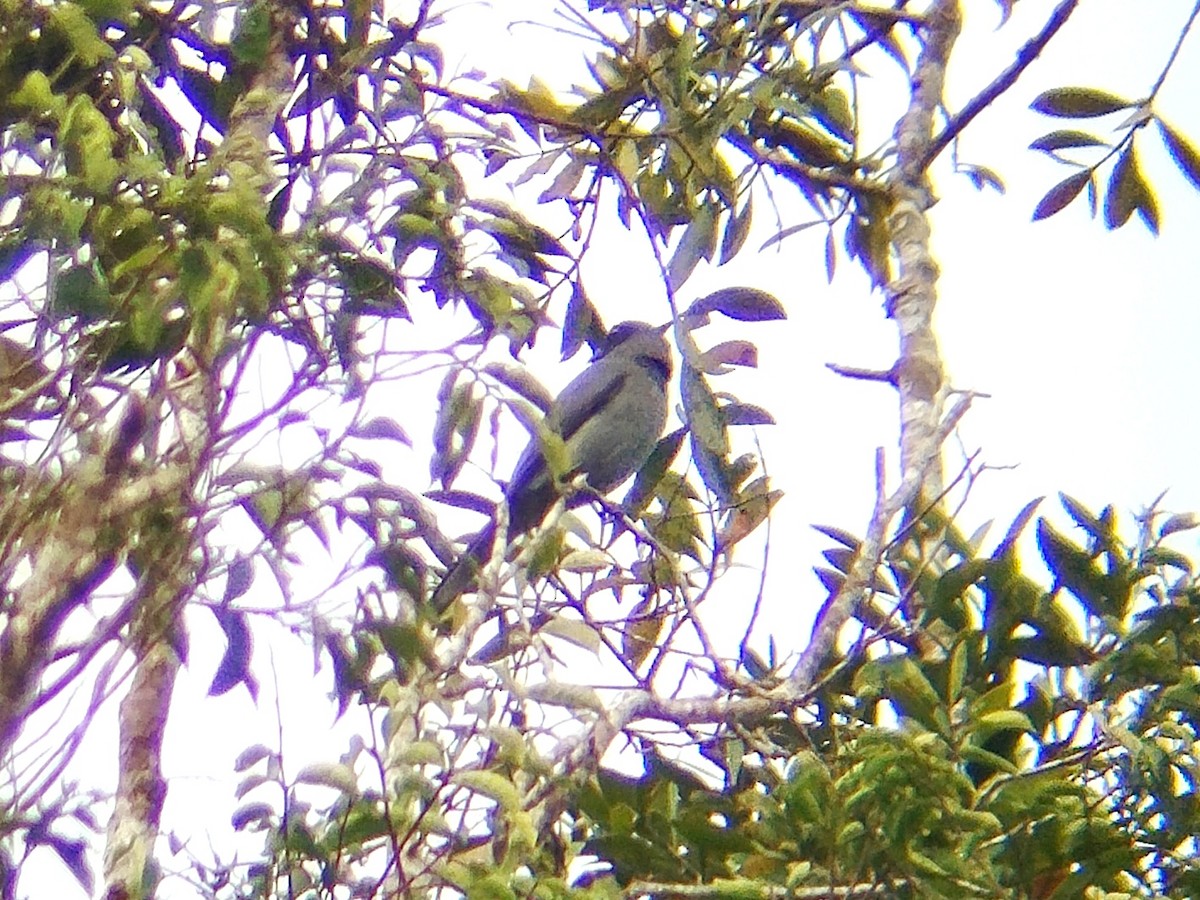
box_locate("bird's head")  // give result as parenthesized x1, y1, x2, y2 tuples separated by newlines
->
(601, 321, 672, 382)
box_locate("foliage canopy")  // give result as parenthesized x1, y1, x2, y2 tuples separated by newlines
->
(1, 0, 1199, 898)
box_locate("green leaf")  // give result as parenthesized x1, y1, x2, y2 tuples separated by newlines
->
(722, 403, 775, 426)
(687, 286, 786, 321)
(625, 427, 686, 517)
(1158, 119, 1200, 190)
(681, 364, 733, 503)
(974, 710, 1034, 735)
(11, 71, 63, 117)
(231, 1, 272, 66)
(1036, 519, 1124, 620)
(295, 763, 357, 793)
(959, 743, 1020, 777)
(1029, 129, 1109, 153)
(349, 417, 412, 445)
(53, 264, 111, 320)
(994, 497, 1044, 559)
(681, 363, 727, 457)
(1059, 493, 1105, 538)
(1104, 146, 1157, 232)
(667, 203, 717, 292)
(718, 197, 753, 266)
(44, 835, 93, 894)
(472, 201, 570, 257)
(843, 195, 891, 289)
(51, 2, 114, 66)
(233, 744, 273, 773)
(430, 380, 481, 488)
(453, 770, 523, 810)
(77, 0, 134, 22)
(1031, 87, 1133, 118)
(1032, 170, 1091, 221)
(208, 608, 256, 700)
(857, 656, 943, 730)
(760, 118, 847, 167)
(336, 804, 391, 847)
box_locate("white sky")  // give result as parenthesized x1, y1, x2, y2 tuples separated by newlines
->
(17, 1, 1200, 895)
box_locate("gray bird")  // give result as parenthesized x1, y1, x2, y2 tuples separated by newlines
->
(430, 321, 672, 613)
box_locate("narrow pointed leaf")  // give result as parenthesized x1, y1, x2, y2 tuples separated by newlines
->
(1032, 87, 1133, 118)
(1032, 170, 1091, 221)
(1158, 119, 1200, 190)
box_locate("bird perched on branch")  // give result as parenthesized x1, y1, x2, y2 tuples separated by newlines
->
(430, 321, 672, 613)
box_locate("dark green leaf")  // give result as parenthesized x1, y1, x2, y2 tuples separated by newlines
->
(681, 362, 728, 458)
(995, 497, 1043, 558)
(1059, 493, 1105, 539)
(1159, 513, 1200, 538)
(209, 608, 257, 700)
(223, 555, 254, 604)
(718, 197, 753, 266)
(45, 835, 93, 894)
(1036, 519, 1122, 620)
(1032, 170, 1091, 221)
(1029, 130, 1108, 153)
(858, 656, 942, 729)
(667, 204, 717, 292)
(813, 523, 861, 550)
(626, 427, 686, 517)
(723, 403, 775, 426)
(931, 558, 988, 615)
(1010, 629, 1093, 668)
(53, 264, 111, 321)
(1105, 153, 1137, 229)
(1031, 87, 1133, 118)
(230, 1, 271, 66)
(349, 417, 413, 445)
(1158, 119, 1200, 190)
(814, 566, 844, 594)
(687, 287, 786, 322)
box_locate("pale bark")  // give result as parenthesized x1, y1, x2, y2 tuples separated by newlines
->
(791, 0, 963, 689)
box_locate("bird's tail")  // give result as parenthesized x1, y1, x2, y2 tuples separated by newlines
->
(428, 521, 497, 615)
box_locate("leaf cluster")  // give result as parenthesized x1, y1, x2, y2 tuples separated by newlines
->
(565, 495, 1200, 898)
(1030, 87, 1200, 232)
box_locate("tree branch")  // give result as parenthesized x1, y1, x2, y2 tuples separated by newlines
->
(921, 0, 1080, 169)
(788, 0, 964, 690)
